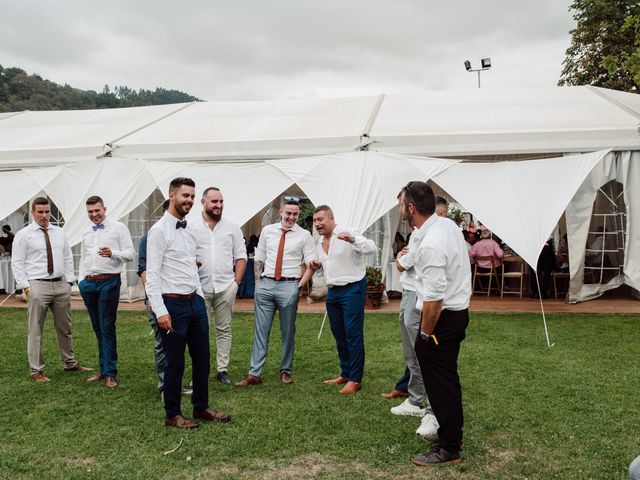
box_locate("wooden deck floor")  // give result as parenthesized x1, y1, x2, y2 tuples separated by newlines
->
(1, 293, 638, 315)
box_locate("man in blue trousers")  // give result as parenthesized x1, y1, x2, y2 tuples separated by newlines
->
(311, 205, 376, 395)
(79, 195, 135, 389)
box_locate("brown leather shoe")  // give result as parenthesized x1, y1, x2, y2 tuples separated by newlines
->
(234, 375, 262, 387)
(29, 372, 50, 383)
(64, 363, 93, 372)
(323, 376, 348, 385)
(280, 372, 294, 384)
(380, 389, 409, 399)
(164, 415, 199, 429)
(87, 373, 105, 383)
(193, 407, 231, 423)
(105, 376, 118, 389)
(339, 381, 361, 394)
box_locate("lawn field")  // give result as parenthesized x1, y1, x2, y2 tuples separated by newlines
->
(0, 308, 638, 479)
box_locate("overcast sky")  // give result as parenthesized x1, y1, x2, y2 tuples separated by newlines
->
(1, 0, 575, 101)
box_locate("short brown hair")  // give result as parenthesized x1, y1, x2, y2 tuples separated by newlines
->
(31, 197, 50, 211)
(313, 205, 334, 218)
(85, 195, 104, 206)
(169, 177, 195, 193)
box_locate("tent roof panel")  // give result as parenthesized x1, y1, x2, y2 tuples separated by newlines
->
(0, 103, 189, 152)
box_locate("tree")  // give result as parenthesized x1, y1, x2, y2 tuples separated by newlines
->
(559, 0, 640, 92)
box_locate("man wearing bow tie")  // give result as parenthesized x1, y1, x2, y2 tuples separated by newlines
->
(146, 177, 230, 429)
(78, 196, 135, 388)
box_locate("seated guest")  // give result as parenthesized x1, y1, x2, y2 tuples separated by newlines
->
(392, 232, 406, 259)
(0, 225, 14, 254)
(469, 228, 504, 273)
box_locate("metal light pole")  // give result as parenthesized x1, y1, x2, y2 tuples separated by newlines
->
(464, 58, 491, 88)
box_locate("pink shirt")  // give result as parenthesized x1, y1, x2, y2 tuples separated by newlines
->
(469, 239, 504, 268)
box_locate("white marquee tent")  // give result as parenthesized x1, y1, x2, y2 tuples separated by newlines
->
(0, 86, 638, 304)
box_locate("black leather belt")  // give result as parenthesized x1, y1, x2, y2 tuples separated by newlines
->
(35, 277, 62, 282)
(263, 276, 300, 282)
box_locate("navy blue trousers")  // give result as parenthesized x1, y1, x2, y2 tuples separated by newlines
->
(326, 278, 366, 383)
(160, 295, 210, 417)
(79, 275, 121, 377)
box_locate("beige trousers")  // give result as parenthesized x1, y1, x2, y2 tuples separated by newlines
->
(27, 279, 77, 374)
(203, 281, 238, 372)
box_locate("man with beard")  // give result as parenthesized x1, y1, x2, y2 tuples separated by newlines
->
(192, 187, 247, 385)
(398, 181, 471, 467)
(78, 195, 135, 389)
(311, 205, 376, 394)
(235, 196, 316, 387)
(146, 177, 231, 428)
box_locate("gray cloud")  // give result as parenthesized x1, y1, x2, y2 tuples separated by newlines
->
(0, 0, 575, 101)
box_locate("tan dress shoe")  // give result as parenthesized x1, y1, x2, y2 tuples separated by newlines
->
(105, 377, 118, 389)
(164, 415, 199, 429)
(339, 381, 361, 394)
(323, 376, 348, 385)
(29, 372, 50, 383)
(234, 375, 262, 387)
(280, 372, 294, 384)
(193, 408, 231, 423)
(87, 373, 105, 383)
(380, 389, 409, 399)
(64, 363, 93, 372)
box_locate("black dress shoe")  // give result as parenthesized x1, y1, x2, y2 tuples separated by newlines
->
(216, 371, 232, 385)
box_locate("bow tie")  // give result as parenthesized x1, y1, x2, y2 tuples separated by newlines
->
(92, 224, 105, 231)
(176, 220, 187, 229)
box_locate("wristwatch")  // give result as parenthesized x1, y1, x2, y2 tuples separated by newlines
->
(420, 331, 430, 341)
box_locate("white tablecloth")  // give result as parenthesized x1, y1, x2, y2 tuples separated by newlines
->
(0, 258, 15, 292)
(385, 261, 402, 292)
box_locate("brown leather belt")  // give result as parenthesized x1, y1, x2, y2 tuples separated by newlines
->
(163, 292, 197, 299)
(86, 273, 119, 281)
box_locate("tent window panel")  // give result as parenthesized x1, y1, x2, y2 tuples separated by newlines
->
(364, 216, 386, 266)
(584, 180, 626, 285)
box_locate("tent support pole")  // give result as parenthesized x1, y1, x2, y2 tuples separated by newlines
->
(534, 270, 553, 348)
(318, 311, 328, 341)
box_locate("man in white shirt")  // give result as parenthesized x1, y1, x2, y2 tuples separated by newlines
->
(235, 197, 316, 387)
(78, 196, 135, 389)
(399, 182, 471, 467)
(193, 187, 247, 385)
(11, 197, 91, 383)
(146, 177, 231, 429)
(310, 205, 376, 395)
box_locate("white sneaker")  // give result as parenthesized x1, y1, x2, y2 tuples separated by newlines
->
(416, 414, 439, 442)
(390, 398, 426, 417)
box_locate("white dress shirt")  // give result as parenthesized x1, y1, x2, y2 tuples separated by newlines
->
(317, 226, 376, 287)
(415, 215, 471, 311)
(192, 216, 247, 294)
(255, 223, 316, 278)
(145, 212, 203, 318)
(78, 217, 135, 280)
(11, 222, 75, 289)
(397, 226, 426, 292)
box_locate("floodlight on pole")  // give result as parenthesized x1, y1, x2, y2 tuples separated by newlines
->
(464, 58, 491, 88)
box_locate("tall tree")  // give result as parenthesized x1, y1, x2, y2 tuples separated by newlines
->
(559, 0, 640, 92)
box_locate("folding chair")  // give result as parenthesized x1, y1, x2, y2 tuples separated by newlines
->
(472, 256, 499, 296)
(501, 256, 525, 298)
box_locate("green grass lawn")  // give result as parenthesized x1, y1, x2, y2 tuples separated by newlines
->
(0, 307, 638, 479)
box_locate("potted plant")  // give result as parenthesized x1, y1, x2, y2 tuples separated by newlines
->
(365, 266, 385, 309)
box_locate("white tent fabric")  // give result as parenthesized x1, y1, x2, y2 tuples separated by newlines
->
(155, 162, 294, 228)
(0, 169, 49, 221)
(0, 104, 190, 168)
(113, 96, 382, 161)
(24, 158, 191, 246)
(432, 150, 610, 269)
(267, 151, 458, 231)
(370, 87, 640, 156)
(565, 151, 640, 302)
